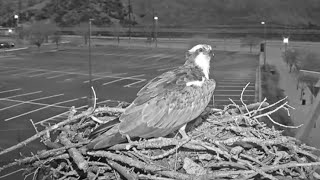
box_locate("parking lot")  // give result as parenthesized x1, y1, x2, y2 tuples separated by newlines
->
(0, 45, 258, 159)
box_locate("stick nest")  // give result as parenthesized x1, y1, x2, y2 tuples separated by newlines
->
(1, 92, 320, 180)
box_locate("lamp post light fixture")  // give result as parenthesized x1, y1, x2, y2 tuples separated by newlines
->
(88, 18, 94, 106)
(154, 16, 158, 48)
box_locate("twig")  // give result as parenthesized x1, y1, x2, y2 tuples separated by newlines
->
(58, 131, 88, 171)
(91, 86, 97, 113)
(107, 160, 138, 180)
(240, 82, 251, 116)
(138, 174, 176, 180)
(0, 107, 122, 156)
(29, 119, 38, 133)
(148, 137, 191, 160)
(256, 96, 287, 113)
(88, 151, 190, 180)
(266, 114, 303, 129)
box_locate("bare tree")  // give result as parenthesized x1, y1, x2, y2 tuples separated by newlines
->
(240, 35, 262, 52)
(111, 20, 122, 45)
(51, 31, 62, 49)
(73, 22, 90, 45)
(283, 49, 300, 73)
(27, 21, 59, 49)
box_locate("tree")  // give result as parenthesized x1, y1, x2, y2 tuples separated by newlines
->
(111, 20, 123, 45)
(240, 35, 262, 52)
(283, 49, 299, 73)
(27, 21, 59, 49)
(51, 31, 62, 49)
(73, 22, 89, 45)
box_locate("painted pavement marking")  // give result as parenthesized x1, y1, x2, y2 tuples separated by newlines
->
(1, 65, 145, 80)
(0, 88, 22, 94)
(0, 93, 64, 111)
(34, 99, 114, 125)
(2, 91, 42, 99)
(4, 96, 87, 121)
(0, 96, 70, 109)
(29, 71, 56, 77)
(83, 73, 128, 83)
(123, 79, 147, 87)
(102, 74, 145, 86)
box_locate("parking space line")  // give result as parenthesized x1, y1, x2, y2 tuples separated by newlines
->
(83, 73, 128, 83)
(47, 73, 68, 79)
(102, 74, 146, 86)
(1, 66, 144, 80)
(0, 88, 22, 94)
(0, 69, 21, 74)
(10, 70, 46, 76)
(35, 99, 112, 125)
(2, 91, 42, 99)
(217, 85, 255, 88)
(217, 82, 254, 85)
(4, 96, 87, 121)
(34, 111, 67, 125)
(214, 99, 250, 102)
(11, 70, 41, 76)
(222, 78, 255, 80)
(219, 80, 255, 83)
(0, 93, 64, 111)
(215, 94, 255, 97)
(0, 97, 70, 109)
(29, 71, 55, 77)
(124, 79, 146, 87)
(215, 89, 255, 92)
(96, 99, 112, 105)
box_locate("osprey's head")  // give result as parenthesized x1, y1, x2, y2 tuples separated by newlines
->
(185, 44, 214, 79)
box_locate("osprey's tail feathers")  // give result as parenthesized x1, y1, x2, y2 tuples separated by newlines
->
(87, 118, 127, 149)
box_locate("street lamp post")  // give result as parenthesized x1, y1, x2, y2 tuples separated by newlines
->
(261, 21, 266, 67)
(14, 14, 19, 43)
(154, 16, 158, 48)
(14, 14, 19, 26)
(88, 18, 94, 106)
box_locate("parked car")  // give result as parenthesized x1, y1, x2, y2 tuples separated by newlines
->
(0, 41, 14, 48)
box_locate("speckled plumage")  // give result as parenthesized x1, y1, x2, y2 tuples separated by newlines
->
(88, 44, 216, 149)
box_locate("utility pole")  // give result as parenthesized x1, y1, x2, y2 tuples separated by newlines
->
(152, 8, 155, 42)
(18, 0, 22, 17)
(261, 21, 267, 68)
(154, 16, 158, 48)
(88, 18, 94, 106)
(128, 0, 132, 43)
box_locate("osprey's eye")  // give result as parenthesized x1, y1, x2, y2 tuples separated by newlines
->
(198, 48, 203, 52)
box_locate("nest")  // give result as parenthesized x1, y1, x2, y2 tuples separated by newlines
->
(1, 86, 320, 180)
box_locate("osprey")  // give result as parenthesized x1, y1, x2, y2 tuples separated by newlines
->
(87, 44, 216, 149)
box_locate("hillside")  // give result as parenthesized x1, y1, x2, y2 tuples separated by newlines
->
(131, 0, 320, 27)
(1, 0, 320, 27)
